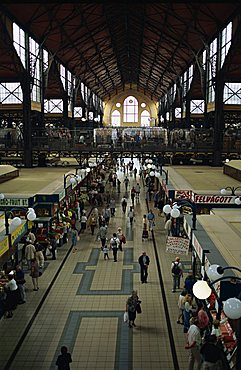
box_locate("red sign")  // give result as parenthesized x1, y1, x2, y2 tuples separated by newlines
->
(175, 190, 193, 200)
(194, 194, 235, 204)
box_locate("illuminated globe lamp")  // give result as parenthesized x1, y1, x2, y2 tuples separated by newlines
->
(149, 171, 155, 177)
(207, 264, 224, 281)
(193, 280, 212, 300)
(27, 208, 37, 222)
(163, 204, 172, 214)
(223, 298, 241, 320)
(0, 193, 4, 200)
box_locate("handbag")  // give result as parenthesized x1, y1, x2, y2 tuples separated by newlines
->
(136, 303, 142, 314)
(121, 235, 126, 244)
(123, 312, 129, 323)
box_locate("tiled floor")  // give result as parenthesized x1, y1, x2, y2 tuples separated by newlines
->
(0, 168, 191, 370)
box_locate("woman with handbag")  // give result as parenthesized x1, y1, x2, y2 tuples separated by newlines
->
(126, 290, 141, 328)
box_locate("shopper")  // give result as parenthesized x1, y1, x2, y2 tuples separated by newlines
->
(171, 257, 183, 292)
(71, 227, 78, 249)
(15, 265, 26, 304)
(3, 273, 19, 318)
(135, 183, 141, 200)
(200, 335, 223, 370)
(147, 209, 155, 231)
(56, 345, 72, 370)
(142, 214, 148, 241)
(89, 215, 97, 235)
(26, 230, 36, 244)
(109, 198, 116, 216)
(185, 318, 202, 370)
(183, 294, 195, 333)
(124, 176, 129, 191)
(184, 271, 196, 295)
(30, 258, 40, 291)
(96, 224, 108, 249)
(126, 290, 141, 328)
(116, 227, 126, 251)
(102, 245, 110, 260)
(121, 196, 128, 213)
(25, 242, 36, 270)
(177, 289, 187, 325)
(138, 252, 150, 283)
(110, 233, 120, 262)
(127, 206, 134, 227)
(80, 212, 87, 232)
(130, 186, 136, 205)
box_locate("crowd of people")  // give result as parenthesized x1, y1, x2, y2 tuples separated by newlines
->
(0, 158, 235, 370)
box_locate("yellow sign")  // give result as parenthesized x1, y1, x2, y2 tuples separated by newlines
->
(0, 236, 9, 257)
(11, 221, 27, 244)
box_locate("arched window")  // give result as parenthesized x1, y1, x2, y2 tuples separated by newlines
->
(123, 96, 138, 122)
(111, 110, 121, 126)
(141, 110, 150, 126)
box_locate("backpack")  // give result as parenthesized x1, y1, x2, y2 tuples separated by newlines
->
(172, 262, 181, 275)
(112, 238, 118, 249)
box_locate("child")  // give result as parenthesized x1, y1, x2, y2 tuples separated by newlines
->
(103, 245, 109, 260)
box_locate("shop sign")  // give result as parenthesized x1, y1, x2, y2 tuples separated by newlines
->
(11, 221, 27, 245)
(175, 190, 193, 200)
(0, 198, 29, 207)
(0, 236, 9, 257)
(166, 236, 189, 255)
(192, 233, 202, 260)
(194, 194, 235, 204)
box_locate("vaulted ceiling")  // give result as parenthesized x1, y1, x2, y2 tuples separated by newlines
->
(1, 2, 241, 101)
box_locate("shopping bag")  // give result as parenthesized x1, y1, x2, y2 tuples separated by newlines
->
(123, 312, 129, 323)
(136, 303, 142, 314)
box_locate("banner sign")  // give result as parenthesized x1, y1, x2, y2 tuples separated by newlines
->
(194, 195, 235, 204)
(0, 237, 9, 257)
(166, 236, 189, 255)
(0, 198, 29, 207)
(11, 221, 27, 245)
(192, 233, 203, 260)
(175, 190, 193, 200)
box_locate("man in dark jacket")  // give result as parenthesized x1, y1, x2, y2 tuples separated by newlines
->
(138, 252, 150, 283)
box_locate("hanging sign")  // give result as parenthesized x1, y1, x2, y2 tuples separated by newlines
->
(194, 194, 235, 204)
(166, 236, 189, 255)
(175, 190, 193, 200)
(0, 236, 9, 257)
(0, 198, 29, 207)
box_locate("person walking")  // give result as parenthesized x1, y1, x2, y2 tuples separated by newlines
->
(135, 183, 141, 200)
(116, 227, 126, 251)
(110, 233, 120, 262)
(127, 206, 134, 227)
(124, 176, 129, 191)
(117, 178, 121, 193)
(15, 265, 26, 304)
(56, 345, 72, 370)
(30, 258, 40, 291)
(138, 252, 150, 283)
(142, 214, 148, 241)
(96, 223, 108, 249)
(109, 198, 116, 216)
(147, 209, 155, 231)
(71, 227, 78, 250)
(171, 257, 183, 292)
(130, 186, 136, 206)
(25, 242, 36, 270)
(126, 290, 141, 328)
(185, 318, 202, 370)
(26, 230, 36, 244)
(121, 196, 128, 213)
(80, 212, 87, 233)
(102, 245, 110, 260)
(200, 334, 224, 370)
(89, 215, 97, 235)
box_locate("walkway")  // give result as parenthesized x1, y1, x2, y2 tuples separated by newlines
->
(0, 167, 191, 370)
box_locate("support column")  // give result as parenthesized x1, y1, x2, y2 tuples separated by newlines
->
(212, 72, 224, 167)
(21, 73, 33, 168)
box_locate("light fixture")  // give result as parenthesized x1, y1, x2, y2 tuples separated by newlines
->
(193, 280, 212, 300)
(148, 159, 153, 164)
(0, 193, 5, 200)
(223, 298, 241, 320)
(141, 102, 146, 108)
(207, 264, 224, 281)
(220, 188, 227, 195)
(149, 171, 155, 177)
(235, 197, 241, 205)
(163, 204, 172, 214)
(170, 208, 180, 218)
(116, 102, 121, 108)
(86, 167, 91, 173)
(147, 164, 152, 169)
(11, 217, 22, 227)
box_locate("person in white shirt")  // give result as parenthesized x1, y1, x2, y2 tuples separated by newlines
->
(25, 243, 36, 269)
(109, 233, 120, 262)
(102, 246, 109, 260)
(185, 318, 202, 370)
(135, 183, 141, 200)
(80, 214, 87, 232)
(127, 207, 134, 227)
